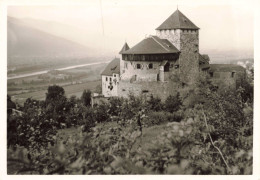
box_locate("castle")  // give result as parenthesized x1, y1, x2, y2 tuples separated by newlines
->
(100, 9, 246, 101)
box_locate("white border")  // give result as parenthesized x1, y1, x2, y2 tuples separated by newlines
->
(0, 0, 259, 179)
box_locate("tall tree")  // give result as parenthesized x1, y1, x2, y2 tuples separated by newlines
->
(81, 89, 91, 106)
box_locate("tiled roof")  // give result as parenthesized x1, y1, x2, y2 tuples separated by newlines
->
(101, 58, 120, 76)
(156, 9, 199, 30)
(119, 42, 130, 54)
(122, 36, 179, 55)
(209, 64, 245, 72)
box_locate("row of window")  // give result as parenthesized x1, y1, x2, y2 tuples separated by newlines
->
(105, 74, 117, 81)
(157, 29, 197, 35)
(125, 62, 153, 69)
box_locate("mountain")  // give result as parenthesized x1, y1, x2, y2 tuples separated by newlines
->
(8, 16, 90, 57)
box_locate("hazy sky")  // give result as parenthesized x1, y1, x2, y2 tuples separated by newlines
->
(7, 0, 254, 58)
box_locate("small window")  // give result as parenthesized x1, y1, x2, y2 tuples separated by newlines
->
(114, 74, 116, 77)
(148, 63, 153, 69)
(142, 90, 149, 93)
(110, 77, 112, 81)
(106, 77, 108, 81)
(124, 62, 128, 69)
(231, 72, 235, 78)
(137, 64, 141, 69)
(209, 72, 214, 77)
(175, 65, 179, 69)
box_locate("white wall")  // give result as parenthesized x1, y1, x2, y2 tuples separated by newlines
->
(102, 74, 119, 97)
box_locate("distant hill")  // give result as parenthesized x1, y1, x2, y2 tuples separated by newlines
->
(8, 16, 90, 57)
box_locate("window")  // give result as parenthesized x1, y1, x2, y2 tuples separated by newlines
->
(114, 74, 116, 77)
(106, 77, 108, 81)
(110, 77, 112, 81)
(124, 62, 128, 69)
(231, 72, 235, 78)
(175, 65, 179, 69)
(137, 64, 141, 69)
(209, 72, 213, 77)
(148, 63, 153, 69)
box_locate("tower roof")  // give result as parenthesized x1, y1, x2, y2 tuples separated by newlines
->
(119, 42, 130, 54)
(122, 36, 179, 55)
(156, 9, 199, 30)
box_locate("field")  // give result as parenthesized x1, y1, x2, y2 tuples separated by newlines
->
(8, 62, 107, 105)
(11, 80, 101, 105)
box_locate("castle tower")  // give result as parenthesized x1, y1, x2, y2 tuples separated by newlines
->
(156, 9, 199, 83)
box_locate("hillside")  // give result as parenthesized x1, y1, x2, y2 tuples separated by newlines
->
(7, 16, 90, 58)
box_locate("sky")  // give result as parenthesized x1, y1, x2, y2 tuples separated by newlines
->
(7, 0, 254, 59)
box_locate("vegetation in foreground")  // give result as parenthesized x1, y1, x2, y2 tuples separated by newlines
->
(7, 73, 253, 175)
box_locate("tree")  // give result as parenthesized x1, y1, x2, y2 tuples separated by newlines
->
(81, 89, 92, 106)
(45, 85, 65, 104)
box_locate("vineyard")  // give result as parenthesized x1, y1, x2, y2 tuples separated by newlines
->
(7, 74, 253, 175)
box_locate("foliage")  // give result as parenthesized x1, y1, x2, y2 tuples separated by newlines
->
(45, 85, 65, 104)
(81, 89, 92, 107)
(164, 92, 182, 113)
(7, 80, 253, 175)
(147, 95, 163, 111)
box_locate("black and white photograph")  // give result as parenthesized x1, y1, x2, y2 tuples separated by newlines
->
(1, 0, 259, 177)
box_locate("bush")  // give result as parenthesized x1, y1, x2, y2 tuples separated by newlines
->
(147, 95, 163, 111)
(164, 93, 182, 113)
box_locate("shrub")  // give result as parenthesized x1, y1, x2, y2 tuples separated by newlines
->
(147, 95, 163, 111)
(164, 93, 182, 113)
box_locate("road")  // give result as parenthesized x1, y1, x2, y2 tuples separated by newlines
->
(7, 61, 109, 80)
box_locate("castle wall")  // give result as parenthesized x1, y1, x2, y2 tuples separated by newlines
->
(210, 70, 246, 90)
(120, 60, 179, 82)
(102, 74, 119, 97)
(120, 60, 160, 81)
(118, 80, 180, 101)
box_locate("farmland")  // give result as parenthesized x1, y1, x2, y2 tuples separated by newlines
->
(8, 62, 107, 105)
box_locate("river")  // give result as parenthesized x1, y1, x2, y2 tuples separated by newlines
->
(7, 61, 109, 80)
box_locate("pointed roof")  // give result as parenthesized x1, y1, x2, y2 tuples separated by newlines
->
(119, 42, 130, 54)
(122, 36, 179, 55)
(156, 9, 199, 30)
(101, 58, 120, 76)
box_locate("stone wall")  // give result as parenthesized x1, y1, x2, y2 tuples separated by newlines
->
(210, 70, 246, 90)
(157, 29, 199, 84)
(120, 60, 161, 81)
(120, 59, 179, 82)
(118, 80, 180, 101)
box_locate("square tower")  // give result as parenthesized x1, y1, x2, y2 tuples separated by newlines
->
(156, 9, 200, 84)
